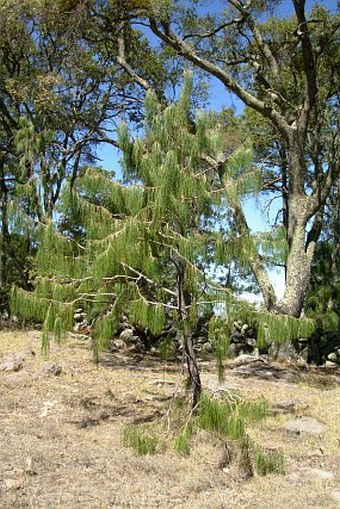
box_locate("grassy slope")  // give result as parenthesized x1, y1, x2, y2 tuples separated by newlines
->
(0, 330, 339, 509)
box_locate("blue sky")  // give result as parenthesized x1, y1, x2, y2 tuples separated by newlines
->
(95, 0, 338, 302)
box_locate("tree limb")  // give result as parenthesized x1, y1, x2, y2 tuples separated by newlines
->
(117, 21, 152, 92)
(149, 17, 291, 140)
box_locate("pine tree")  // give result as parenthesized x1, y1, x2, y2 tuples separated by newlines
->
(11, 72, 317, 404)
(11, 74, 234, 406)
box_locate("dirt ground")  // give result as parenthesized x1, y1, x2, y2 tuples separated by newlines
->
(0, 329, 339, 509)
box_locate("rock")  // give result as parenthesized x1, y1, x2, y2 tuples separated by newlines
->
(0, 348, 35, 372)
(245, 337, 256, 347)
(306, 468, 334, 480)
(269, 341, 300, 362)
(233, 321, 242, 331)
(231, 360, 299, 382)
(38, 400, 58, 418)
(282, 416, 326, 435)
(111, 339, 127, 351)
(299, 346, 309, 362)
(273, 399, 309, 414)
(73, 322, 81, 332)
(230, 354, 256, 366)
(0, 358, 22, 372)
(128, 340, 145, 353)
(202, 342, 213, 353)
(25, 456, 37, 476)
(119, 328, 134, 342)
(241, 323, 249, 332)
(228, 343, 238, 358)
(130, 335, 141, 343)
(195, 336, 206, 344)
(319, 333, 340, 362)
(73, 321, 91, 335)
(41, 362, 62, 376)
(327, 352, 338, 362)
(4, 478, 22, 490)
(331, 491, 340, 504)
(74, 309, 85, 317)
(325, 360, 338, 368)
(231, 331, 244, 343)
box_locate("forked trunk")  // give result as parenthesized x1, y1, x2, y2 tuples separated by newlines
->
(275, 135, 317, 318)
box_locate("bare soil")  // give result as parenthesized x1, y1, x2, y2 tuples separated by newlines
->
(0, 330, 339, 509)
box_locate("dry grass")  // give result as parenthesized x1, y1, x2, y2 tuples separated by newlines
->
(0, 330, 339, 509)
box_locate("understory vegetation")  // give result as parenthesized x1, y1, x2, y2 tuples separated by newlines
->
(122, 391, 285, 477)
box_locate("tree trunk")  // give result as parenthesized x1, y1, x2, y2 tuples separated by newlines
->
(184, 331, 202, 408)
(277, 212, 312, 317)
(177, 261, 202, 408)
(0, 158, 8, 311)
(230, 198, 277, 311)
(276, 134, 317, 317)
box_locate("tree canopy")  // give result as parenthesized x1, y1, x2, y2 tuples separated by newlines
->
(2, 0, 339, 366)
(130, 0, 340, 317)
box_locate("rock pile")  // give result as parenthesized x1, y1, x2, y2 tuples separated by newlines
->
(73, 308, 89, 335)
(71, 308, 340, 367)
(111, 316, 146, 354)
(296, 331, 340, 366)
(228, 320, 258, 358)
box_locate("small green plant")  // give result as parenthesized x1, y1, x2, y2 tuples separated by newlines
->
(197, 393, 268, 440)
(174, 424, 193, 456)
(253, 444, 285, 475)
(236, 397, 268, 423)
(209, 317, 230, 382)
(158, 337, 175, 360)
(239, 437, 254, 478)
(121, 425, 160, 455)
(197, 392, 233, 436)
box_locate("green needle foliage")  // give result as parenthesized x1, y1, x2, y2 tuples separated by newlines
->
(11, 71, 317, 404)
(11, 72, 244, 403)
(173, 424, 193, 457)
(197, 392, 268, 441)
(121, 425, 161, 456)
(252, 444, 285, 476)
(174, 392, 283, 476)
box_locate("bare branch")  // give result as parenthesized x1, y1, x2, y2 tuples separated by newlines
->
(117, 21, 152, 92)
(149, 17, 291, 140)
(293, 0, 318, 132)
(183, 18, 243, 41)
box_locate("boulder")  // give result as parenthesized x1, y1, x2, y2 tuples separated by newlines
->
(269, 341, 300, 362)
(0, 358, 22, 372)
(0, 348, 35, 372)
(119, 328, 134, 342)
(41, 362, 62, 376)
(245, 337, 256, 347)
(327, 352, 338, 362)
(230, 354, 256, 366)
(111, 339, 127, 351)
(282, 416, 326, 435)
(202, 341, 213, 353)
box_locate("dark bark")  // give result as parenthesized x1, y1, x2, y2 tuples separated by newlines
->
(0, 157, 8, 310)
(177, 260, 201, 408)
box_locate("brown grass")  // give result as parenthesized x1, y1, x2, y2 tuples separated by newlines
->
(0, 330, 339, 509)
